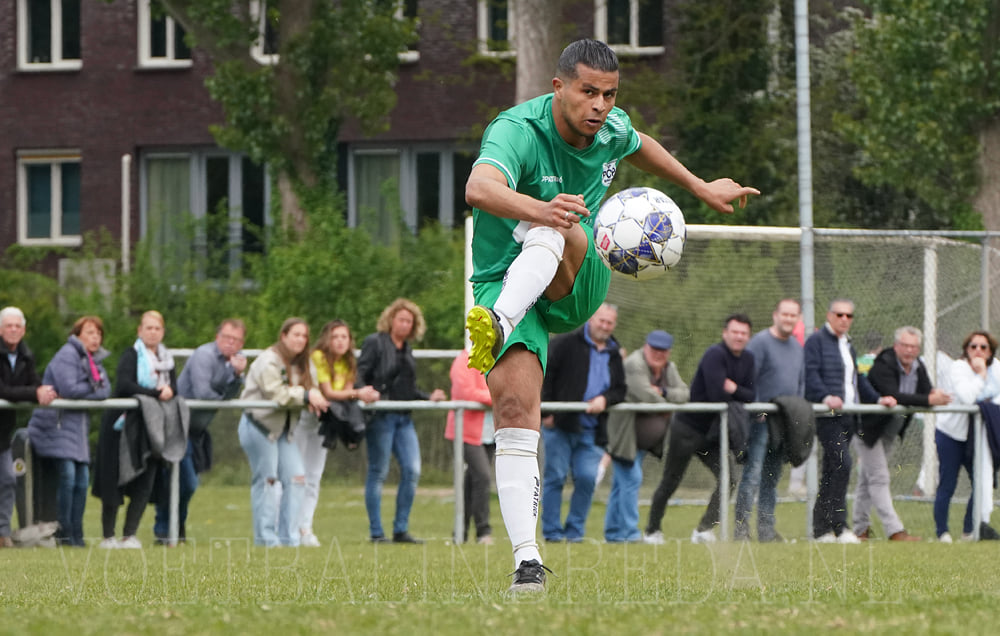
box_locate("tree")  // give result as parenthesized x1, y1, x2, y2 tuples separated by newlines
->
(838, 0, 1000, 230)
(156, 0, 415, 229)
(514, 0, 563, 104)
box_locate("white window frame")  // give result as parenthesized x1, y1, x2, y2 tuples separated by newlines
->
(250, 0, 279, 65)
(16, 149, 83, 247)
(16, 0, 83, 71)
(594, 0, 665, 56)
(137, 0, 193, 69)
(477, 0, 515, 58)
(397, 0, 420, 64)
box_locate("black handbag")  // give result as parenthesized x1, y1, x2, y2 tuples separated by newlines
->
(317, 400, 366, 450)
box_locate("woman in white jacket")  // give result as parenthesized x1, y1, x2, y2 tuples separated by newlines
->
(934, 330, 1000, 542)
(239, 318, 329, 547)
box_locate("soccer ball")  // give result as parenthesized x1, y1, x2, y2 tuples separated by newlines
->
(593, 187, 686, 280)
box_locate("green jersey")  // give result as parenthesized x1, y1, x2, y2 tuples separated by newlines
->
(470, 93, 642, 282)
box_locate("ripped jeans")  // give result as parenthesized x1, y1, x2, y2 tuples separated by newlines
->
(238, 415, 305, 547)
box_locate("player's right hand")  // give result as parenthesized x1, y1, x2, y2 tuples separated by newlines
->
(543, 193, 590, 228)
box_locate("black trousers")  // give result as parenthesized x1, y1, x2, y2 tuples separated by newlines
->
(463, 442, 495, 541)
(646, 415, 734, 534)
(813, 416, 854, 537)
(101, 464, 158, 539)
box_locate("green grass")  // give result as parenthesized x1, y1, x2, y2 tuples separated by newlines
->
(3, 485, 1000, 635)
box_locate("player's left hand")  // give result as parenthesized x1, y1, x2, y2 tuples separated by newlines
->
(697, 178, 760, 215)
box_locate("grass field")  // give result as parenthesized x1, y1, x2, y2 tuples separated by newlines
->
(3, 483, 1000, 635)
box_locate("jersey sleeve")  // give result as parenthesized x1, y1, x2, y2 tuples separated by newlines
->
(608, 107, 642, 158)
(473, 116, 533, 190)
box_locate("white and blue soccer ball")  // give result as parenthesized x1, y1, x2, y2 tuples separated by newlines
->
(593, 186, 686, 280)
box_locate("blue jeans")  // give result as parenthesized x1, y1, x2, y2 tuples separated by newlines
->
(55, 458, 88, 546)
(604, 451, 645, 542)
(0, 448, 13, 538)
(934, 429, 975, 537)
(541, 426, 604, 541)
(734, 417, 782, 540)
(153, 439, 199, 538)
(365, 412, 421, 538)
(238, 416, 305, 547)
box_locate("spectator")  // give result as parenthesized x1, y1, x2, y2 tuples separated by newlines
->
(540, 303, 625, 543)
(855, 326, 951, 542)
(356, 299, 446, 544)
(0, 307, 57, 548)
(239, 318, 329, 547)
(804, 299, 896, 543)
(934, 330, 1000, 543)
(153, 318, 248, 544)
(295, 320, 379, 547)
(445, 349, 495, 544)
(645, 314, 755, 544)
(734, 299, 804, 542)
(605, 329, 689, 544)
(93, 310, 185, 549)
(28, 315, 112, 546)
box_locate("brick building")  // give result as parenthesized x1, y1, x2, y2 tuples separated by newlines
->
(1, 0, 670, 276)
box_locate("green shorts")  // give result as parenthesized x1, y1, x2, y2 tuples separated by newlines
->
(472, 233, 611, 373)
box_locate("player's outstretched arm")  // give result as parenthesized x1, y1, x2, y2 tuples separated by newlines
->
(625, 132, 760, 215)
(466, 163, 590, 228)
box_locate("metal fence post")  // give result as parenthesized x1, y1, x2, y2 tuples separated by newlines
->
(452, 408, 465, 544)
(719, 407, 730, 541)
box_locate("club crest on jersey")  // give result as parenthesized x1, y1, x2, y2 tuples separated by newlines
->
(602, 160, 618, 186)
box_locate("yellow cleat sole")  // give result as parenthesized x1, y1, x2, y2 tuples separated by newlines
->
(466, 305, 501, 373)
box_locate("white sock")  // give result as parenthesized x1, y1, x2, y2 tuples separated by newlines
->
(494, 427, 542, 567)
(493, 227, 564, 339)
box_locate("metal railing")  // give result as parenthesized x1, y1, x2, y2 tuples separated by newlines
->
(0, 398, 988, 544)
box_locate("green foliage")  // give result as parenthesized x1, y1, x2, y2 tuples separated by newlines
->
(838, 0, 1000, 227)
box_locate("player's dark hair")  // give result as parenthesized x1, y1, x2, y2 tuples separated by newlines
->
(724, 313, 752, 331)
(557, 39, 618, 79)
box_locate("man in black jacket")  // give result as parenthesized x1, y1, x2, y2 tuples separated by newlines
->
(540, 303, 625, 542)
(854, 326, 951, 541)
(0, 307, 57, 547)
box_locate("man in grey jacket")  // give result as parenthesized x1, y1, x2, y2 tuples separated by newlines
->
(604, 330, 689, 543)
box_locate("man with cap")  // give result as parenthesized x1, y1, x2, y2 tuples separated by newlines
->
(734, 299, 805, 542)
(605, 329, 689, 543)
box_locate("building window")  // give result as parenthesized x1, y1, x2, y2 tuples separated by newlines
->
(17, 0, 82, 70)
(251, 0, 280, 65)
(347, 146, 473, 242)
(138, 0, 192, 68)
(595, 0, 664, 55)
(142, 151, 269, 278)
(398, 0, 419, 63)
(478, 0, 515, 57)
(16, 150, 82, 246)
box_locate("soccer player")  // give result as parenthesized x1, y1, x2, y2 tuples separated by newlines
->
(465, 38, 758, 594)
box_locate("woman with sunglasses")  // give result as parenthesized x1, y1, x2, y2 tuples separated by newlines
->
(934, 331, 1000, 542)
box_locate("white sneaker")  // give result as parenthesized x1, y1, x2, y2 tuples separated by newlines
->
(691, 528, 717, 544)
(961, 532, 976, 542)
(837, 530, 862, 544)
(938, 532, 953, 544)
(119, 536, 142, 549)
(815, 532, 838, 543)
(300, 532, 321, 548)
(643, 531, 665, 545)
(98, 537, 119, 549)
(477, 535, 495, 545)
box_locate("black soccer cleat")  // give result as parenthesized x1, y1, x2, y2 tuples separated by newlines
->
(507, 559, 552, 595)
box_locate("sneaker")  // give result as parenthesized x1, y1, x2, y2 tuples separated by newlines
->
(119, 536, 142, 549)
(98, 537, 119, 550)
(642, 531, 665, 545)
(476, 535, 494, 545)
(508, 559, 551, 595)
(300, 532, 321, 548)
(961, 531, 976, 542)
(392, 532, 424, 544)
(466, 305, 504, 373)
(815, 532, 838, 543)
(759, 530, 786, 544)
(938, 532, 953, 544)
(837, 531, 862, 544)
(856, 527, 871, 541)
(889, 530, 921, 542)
(370, 535, 391, 543)
(691, 528, 717, 544)
(980, 522, 1000, 541)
